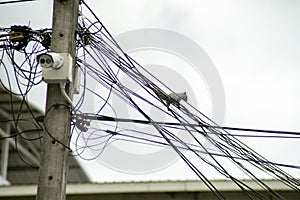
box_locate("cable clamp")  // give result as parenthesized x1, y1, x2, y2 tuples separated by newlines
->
(74, 114, 90, 132)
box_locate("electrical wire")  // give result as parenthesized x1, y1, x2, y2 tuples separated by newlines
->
(0, 0, 36, 5)
(1, 2, 299, 199)
(71, 2, 300, 199)
(0, 25, 49, 168)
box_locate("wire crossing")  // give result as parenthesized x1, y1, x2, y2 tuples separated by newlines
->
(0, 1, 299, 199)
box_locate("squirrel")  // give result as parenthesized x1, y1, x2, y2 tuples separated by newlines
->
(153, 88, 188, 108)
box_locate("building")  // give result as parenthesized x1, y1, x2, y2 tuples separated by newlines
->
(0, 85, 90, 185)
(0, 180, 299, 200)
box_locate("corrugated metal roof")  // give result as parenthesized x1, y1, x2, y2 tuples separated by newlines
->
(0, 85, 90, 185)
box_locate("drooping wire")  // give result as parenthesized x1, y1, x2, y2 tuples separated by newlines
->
(71, 2, 300, 199)
(1, 2, 299, 199)
(0, 26, 49, 168)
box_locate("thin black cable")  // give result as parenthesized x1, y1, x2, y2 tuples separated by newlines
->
(0, 0, 35, 5)
(44, 104, 72, 152)
(79, 114, 300, 137)
(73, 4, 300, 198)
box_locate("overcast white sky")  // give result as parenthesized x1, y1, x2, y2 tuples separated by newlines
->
(0, 0, 300, 182)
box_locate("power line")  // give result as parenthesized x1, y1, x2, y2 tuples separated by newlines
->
(75, 114, 300, 136)
(1, 1, 299, 199)
(73, 4, 300, 197)
(0, 0, 35, 5)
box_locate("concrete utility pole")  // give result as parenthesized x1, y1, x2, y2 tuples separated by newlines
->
(36, 0, 79, 200)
